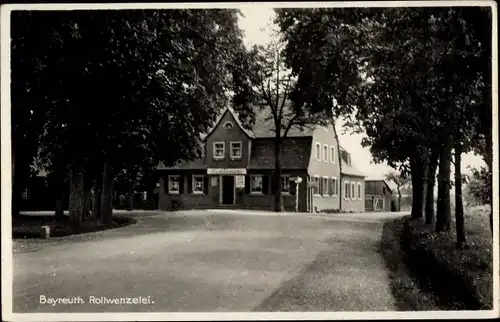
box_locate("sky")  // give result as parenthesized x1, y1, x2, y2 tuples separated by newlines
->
(237, 7, 487, 180)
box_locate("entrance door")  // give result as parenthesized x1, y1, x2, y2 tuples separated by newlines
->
(222, 176, 235, 204)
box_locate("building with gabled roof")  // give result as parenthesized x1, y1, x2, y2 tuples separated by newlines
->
(364, 177, 395, 212)
(157, 105, 366, 212)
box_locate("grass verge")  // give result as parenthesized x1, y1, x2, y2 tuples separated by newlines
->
(12, 214, 136, 239)
(379, 217, 441, 310)
(381, 208, 493, 310)
(403, 208, 493, 310)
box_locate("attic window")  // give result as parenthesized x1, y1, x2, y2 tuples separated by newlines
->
(223, 121, 234, 129)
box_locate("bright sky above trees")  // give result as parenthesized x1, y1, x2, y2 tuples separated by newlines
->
(238, 6, 486, 181)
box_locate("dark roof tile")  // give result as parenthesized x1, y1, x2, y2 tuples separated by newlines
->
(248, 138, 311, 169)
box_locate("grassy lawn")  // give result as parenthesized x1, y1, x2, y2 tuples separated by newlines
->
(12, 213, 136, 239)
(381, 207, 493, 310)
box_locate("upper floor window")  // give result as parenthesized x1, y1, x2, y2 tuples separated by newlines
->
(323, 144, 328, 162)
(223, 121, 233, 129)
(281, 175, 290, 194)
(315, 142, 321, 161)
(213, 142, 225, 160)
(330, 146, 336, 163)
(230, 141, 242, 160)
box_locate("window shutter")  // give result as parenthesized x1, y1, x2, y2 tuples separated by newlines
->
(204, 176, 209, 194)
(290, 179, 297, 196)
(179, 175, 185, 194)
(187, 175, 193, 194)
(245, 175, 250, 194)
(263, 175, 269, 195)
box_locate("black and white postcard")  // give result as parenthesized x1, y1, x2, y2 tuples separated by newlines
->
(1, 1, 498, 321)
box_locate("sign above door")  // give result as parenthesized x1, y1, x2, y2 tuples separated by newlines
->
(207, 168, 247, 175)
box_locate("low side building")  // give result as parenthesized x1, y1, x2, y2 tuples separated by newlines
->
(364, 178, 394, 212)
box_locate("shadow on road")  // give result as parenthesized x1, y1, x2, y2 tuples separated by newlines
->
(253, 221, 395, 312)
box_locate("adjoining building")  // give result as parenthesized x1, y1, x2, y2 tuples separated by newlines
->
(158, 106, 366, 212)
(364, 177, 394, 212)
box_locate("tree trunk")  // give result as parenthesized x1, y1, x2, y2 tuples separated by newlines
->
(126, 173, 135, 211)
(55, 199, 64, 219)
(397, 187, 402, 211)
(82, 171, 93, 220)
(454, 142, 467, 246)
(12, 170, 23, 217)
(12, 151, 30, 217)
(332, 118, 343, 211)
(92, 170, 103, 221)
(425, 164, 437, 225)
(435, 136, 453, 233)
(410, 158, 425, 220)
(425, 149, 439, 225)
(69, 166, 84, 234)
(11, 150, 19, 216)
(100, 163, 114, 226)
(273, 133, 284, 212)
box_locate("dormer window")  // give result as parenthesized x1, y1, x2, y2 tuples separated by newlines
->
(223, 121, 234, 129)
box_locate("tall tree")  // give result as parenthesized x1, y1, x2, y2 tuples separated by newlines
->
(275, 8, 369, 210)
(242, 25, 326, 212)
(12, 9, 252, 230)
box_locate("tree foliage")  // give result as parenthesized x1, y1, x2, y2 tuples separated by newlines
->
(274, 7, 492, 242)
(466, 166, 492, 206)
(11, 9, 251, 229)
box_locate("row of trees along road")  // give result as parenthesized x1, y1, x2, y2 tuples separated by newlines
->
(274, 7, 492, 247)
(11, 10, 257, 233)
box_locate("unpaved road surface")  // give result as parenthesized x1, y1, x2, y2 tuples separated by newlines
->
(12, 210, 407, 312)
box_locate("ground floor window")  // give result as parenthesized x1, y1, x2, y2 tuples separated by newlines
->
(313, 176, 320, 195)
(192, 175, 204, 194)
(331, 177, 338, 196)
(251, 175, 263, 194)
(168, 175, 180, 194)
(281, 175, 290, 194)
(357, 183, 362, 200)
(351, 182, 356, 200)
(22, 188, 30, 200)
(322, 177, 329, 195)
(344, 181, 350, 199)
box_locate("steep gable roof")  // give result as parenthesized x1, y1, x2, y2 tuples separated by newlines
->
(203, 107, 255, 141)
